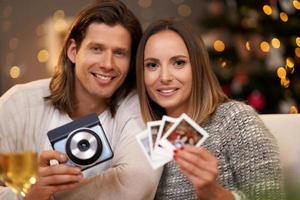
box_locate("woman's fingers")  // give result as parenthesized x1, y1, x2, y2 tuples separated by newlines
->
(174, 146, 218, 174)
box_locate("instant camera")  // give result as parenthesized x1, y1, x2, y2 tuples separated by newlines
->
(47, 113, 113, 171)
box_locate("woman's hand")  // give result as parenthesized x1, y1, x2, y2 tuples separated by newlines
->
(173, 146, 234, 200)
(24, 150, 83, 200)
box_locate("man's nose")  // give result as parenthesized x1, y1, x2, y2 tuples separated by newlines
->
(101, 51, 114, 70)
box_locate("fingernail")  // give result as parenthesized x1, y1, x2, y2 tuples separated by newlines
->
(180, 146, 184, 150)
(173, 149, 177, 154)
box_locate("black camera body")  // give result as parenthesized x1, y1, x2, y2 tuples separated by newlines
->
(47, 113, 114, 171)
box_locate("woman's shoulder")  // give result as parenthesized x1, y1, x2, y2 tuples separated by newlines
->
(214, 100, 257, 119)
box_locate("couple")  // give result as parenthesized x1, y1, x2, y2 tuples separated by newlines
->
(0, 0, 285, 200)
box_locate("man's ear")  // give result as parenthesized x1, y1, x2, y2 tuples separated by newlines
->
(67, 39, 77, 64)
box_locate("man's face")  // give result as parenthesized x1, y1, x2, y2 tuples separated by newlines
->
(68, 23, 132, 102)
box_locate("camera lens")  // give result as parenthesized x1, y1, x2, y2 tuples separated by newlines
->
(78, 139, 90, 151)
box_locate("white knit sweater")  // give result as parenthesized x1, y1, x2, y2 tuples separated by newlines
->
(0, 79, 162, 200)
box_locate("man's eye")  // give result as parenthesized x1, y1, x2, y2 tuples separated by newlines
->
(91, 47, 102, 53)
(145, 62, 158, 70)
(174, 60, 186, 68)
(114, 50, 126, 57)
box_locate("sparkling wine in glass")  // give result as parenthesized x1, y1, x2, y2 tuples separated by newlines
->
(0, 151, 38, 197)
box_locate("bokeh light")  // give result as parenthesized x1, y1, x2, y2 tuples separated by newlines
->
(37, 49, 49, 63)
(280, 77, 290, 88)
(279, 12, 288, 22)
(245, 41, 251, 51)
(262, 5, 272, 15)
(271, 38, 280, 48)
(293, 0, 300, 9)
(3, 6, 12, 18)
(296, 37, 300, 47)
(277, 67, 286, 79)
(53, 10, 65, 21)
(260, 41, 270, 53)
(177, 4, 192, 17)
(138, 0, 152, 8)
(9, 66, 21, 79)
(290, 106, 298, 114)
(295, 48, 300, 58)
(9, 38, 19, 50)
(213, 40, 225, 52)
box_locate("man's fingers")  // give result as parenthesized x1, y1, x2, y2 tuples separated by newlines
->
(41, 174, 83, 186)
(39, 150, 67, 167)
(39, 164, 81, 177)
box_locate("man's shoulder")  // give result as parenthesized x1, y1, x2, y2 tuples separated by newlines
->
(115, 91, 143, 121)
(0, 78, 51, 102)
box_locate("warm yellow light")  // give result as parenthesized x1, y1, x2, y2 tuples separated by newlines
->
(54, 19, 67, 32)
(37, 49, 49, 63)
(293, 0, 300, 9)
(296, 37, 300, 47)
(286, 57, 294, 68)
(279, 12, 288, 22)
(295, 48, 300, 58)
(263, 5, 272, 15)
(177, 4, 192, 17)
(9, 66, 21, 79)
(213, 40, 225, 52)
(260, 41, 270, 53)
(3, 6, 12, 18)
(138, 0, 152, 8)
(271, 38, 280, 48)
(277, 67, 286, 79)
(53, 10, 65, 21)
(245, 41, 251, 51)
(290, 106, 298, 114)
(280, 77, 290, 88)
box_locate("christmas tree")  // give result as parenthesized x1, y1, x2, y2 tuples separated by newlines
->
(200, 0, 300, 114)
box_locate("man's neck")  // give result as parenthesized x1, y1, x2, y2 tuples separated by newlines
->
(71, 91, 108, 120)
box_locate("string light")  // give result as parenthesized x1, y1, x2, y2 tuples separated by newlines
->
(260, 41, 270, 53)
(280, 77, 290, 88)
(271, 38, 280, 48)
(293, 0, 300, 9)
(213, 40, 225, 52)
(279, 12, 288, 22)
(262, 5, 272, 15)
(295, 48, 300, 58)
(296, 37, 300, 47)
(290, 106, 298, 114)
(277, 67, 286, 79)
(245, 41, 251, 51)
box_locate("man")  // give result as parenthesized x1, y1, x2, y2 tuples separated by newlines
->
(0, 1, 161, 199)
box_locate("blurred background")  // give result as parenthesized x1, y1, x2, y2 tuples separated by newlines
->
(0, 0, 299, 114)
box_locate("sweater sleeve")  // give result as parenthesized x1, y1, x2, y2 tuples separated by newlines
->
(225, 102, 286, 200)
(54, 94, 162, 200)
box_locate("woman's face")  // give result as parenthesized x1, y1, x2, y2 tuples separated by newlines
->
(143, 30, 192, 117)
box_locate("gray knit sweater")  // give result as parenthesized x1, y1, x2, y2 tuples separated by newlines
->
(155, 101, 285, 200)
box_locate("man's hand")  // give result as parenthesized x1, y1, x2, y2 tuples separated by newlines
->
(24, 150, 83, 200)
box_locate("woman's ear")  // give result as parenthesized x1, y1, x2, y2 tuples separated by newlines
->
(67, 39, 77, 64)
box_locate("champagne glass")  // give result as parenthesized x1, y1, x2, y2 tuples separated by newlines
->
(0, 138, 38, 197)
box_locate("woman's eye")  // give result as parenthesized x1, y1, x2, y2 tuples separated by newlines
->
(174, 60, 186, 68)
(145, 62, 158, 70)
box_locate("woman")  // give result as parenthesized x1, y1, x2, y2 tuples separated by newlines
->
(136, 18, 285, 200)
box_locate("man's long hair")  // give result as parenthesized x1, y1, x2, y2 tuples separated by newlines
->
(45, 0, 142, 117)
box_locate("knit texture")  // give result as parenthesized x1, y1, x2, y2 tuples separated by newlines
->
(155, 101, 285, 200)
